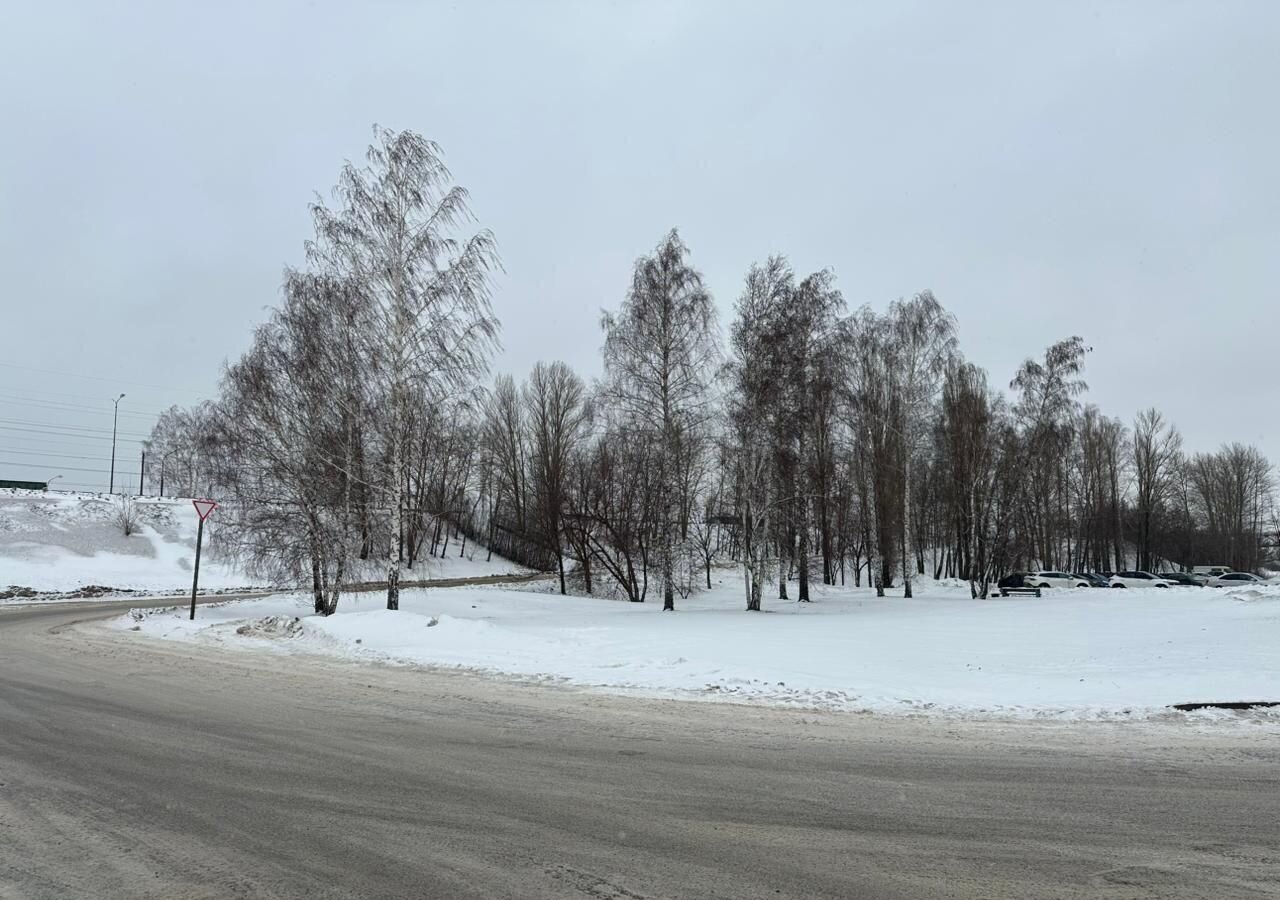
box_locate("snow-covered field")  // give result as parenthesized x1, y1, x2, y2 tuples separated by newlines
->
(116, 573, 1280, 722)
(0, 489, 528, 598)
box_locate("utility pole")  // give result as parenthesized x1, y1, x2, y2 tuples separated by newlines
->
(139, 450, 146, 497)
(109, 392, 126, 494)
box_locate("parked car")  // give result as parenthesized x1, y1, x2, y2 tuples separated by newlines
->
(1158, 571, 1206, 587)
(1025, 571, 1091, 589)
(1109, 571, 1172, 588)
(997, 572, 1030, 590)
(1207, 571, 1264, 587)
(1076, 572, 1111, 588)
(1192, 565, 1231, 579)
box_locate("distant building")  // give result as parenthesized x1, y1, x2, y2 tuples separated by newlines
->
(0, 479, 48, 491)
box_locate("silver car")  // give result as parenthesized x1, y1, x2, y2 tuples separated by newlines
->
(1207, 572, 1263, 587)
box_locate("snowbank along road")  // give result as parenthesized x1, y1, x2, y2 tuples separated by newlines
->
(2, 598, 1279, 899)
(119, 578, 1280, 720)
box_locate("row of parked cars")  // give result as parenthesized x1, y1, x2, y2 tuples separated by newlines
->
(999, 568, 1271, 589)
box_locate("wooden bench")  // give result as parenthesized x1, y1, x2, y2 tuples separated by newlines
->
(998, 586, 1042, 598)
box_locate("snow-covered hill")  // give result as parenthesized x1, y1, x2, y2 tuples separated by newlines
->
(0, 490, 248, 594)
(0, 489, 529, 597)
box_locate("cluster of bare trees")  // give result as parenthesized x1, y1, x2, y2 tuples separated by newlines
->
(142, 404, 215, 497)
(463, 245, 1278, 607)
(149, 128, 498, 615)
(475, 231, 719, 608)
(149, 128, 1276, 615)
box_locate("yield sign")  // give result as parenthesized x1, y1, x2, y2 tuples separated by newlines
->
(192, 499, 218, 522)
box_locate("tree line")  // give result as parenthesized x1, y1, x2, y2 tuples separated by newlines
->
(144, 127, 1278, 614)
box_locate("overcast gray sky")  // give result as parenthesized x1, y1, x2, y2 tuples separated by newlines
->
(2, 1, 1277, 491)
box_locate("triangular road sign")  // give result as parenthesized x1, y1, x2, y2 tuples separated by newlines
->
(192, 499, 218, 522)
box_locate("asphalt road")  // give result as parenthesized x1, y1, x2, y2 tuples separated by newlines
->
(2, 599, 1278, 899)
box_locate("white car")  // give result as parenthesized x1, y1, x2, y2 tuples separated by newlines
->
(1109, 571, 1172, 589)
(1025, 571, 1091, 589)
(1207, 571, 1263, 588)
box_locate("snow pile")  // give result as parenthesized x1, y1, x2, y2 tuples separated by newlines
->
(117, 575, 1280, 721)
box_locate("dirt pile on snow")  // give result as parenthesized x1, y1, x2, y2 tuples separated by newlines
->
(235, 616, 304, 639)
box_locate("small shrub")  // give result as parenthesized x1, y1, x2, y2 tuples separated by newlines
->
(115, 495, 138, 537)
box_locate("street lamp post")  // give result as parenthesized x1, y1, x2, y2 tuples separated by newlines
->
(109, 393, 126, 494)
(46, 474, 62, 491)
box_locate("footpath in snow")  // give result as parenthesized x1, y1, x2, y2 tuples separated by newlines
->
(116, 572, 1280, 722)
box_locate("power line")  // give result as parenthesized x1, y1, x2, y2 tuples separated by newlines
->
(0, 433, 137, 453)
(0, 447, 126, 462)
(1, 460, 112, 474)
(0, 384, 156, 404)
(0, 383, 191, 411)
(0, 361, 209, 397)
(0, 418, 152, 440)
(0, 394, 163, 421)
(0, 426, 144, 445)
(0, 427, 147, 444)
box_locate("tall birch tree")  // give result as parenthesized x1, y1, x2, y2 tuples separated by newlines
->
(309, 126, 500, 610)
(888, 291, 956, 598)
(601, 229, 718, 610)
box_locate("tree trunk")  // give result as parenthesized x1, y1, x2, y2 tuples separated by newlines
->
(797, 523, 810, 601)
(777, 544, 788, 600)
(660, 447, 675, 611)
(388, 431, 402, 612)
(742, 500, 754, 609)
(820, 492, 833, 585)
(486, 499, 496, 563)
(793, 458, 811, 602)
(311, 547, 326, 615)
(901, 453, 914, 598)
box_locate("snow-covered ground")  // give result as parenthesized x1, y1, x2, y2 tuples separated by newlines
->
(0, 490, 249, 594)
(115, 572, 1280, 722)
(342, 546, 532, 584)
(0, 489, 528, 598)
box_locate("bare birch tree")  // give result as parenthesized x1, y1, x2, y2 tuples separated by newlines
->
(1132, 407, 1182, 571)
(601, 229, 718, 610)
(525, 361, 589, 594)
(309, 126, 500, 610)
(887, 291, 956, 598)
(727, 257, 793, 610)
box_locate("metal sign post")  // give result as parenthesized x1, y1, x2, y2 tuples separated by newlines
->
(189, 499, 218, 620)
